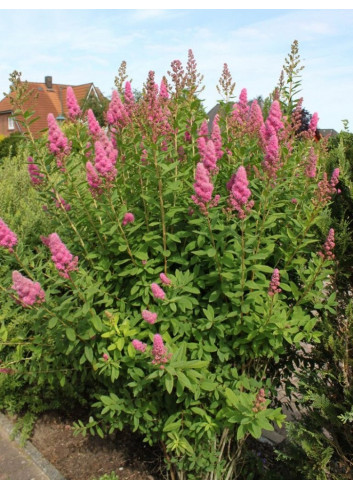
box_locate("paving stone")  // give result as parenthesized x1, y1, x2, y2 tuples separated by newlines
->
(0, 425, 48, 480)
(0, 413, 64, 480)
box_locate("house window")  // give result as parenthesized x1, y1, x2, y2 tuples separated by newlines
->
(8, 117, 15, 130)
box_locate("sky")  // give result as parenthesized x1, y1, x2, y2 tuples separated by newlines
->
(0, 5, 352, 131)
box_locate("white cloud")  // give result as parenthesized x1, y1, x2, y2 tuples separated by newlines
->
(0, 9, 352, 130)
(129, 9, 179, 23)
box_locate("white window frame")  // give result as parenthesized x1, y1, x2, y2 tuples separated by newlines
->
(8, 116, 15, 130)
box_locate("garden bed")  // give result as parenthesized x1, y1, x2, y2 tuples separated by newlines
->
(29, 411, 162, 480)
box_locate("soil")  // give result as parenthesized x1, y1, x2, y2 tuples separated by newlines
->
(28, 411, 295, 480)
(29, 411, 165, 480)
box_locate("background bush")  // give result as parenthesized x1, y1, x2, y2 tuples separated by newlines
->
(0, 133, 23, 161)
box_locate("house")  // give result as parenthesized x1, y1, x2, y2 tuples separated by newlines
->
(317, 129, 338, 139)
(0, 76, 105, 138)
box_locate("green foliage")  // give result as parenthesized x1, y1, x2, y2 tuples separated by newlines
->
(325, 128, 353, 287)
(0, 145, 51, 246)
(98, 471, 120, 480)
(0, 133, 23, 160)
(80, 93, 109, 127)
(278, 39, 305, 116)
(278, 295, 353, 479)
(0, 47, 341, 479)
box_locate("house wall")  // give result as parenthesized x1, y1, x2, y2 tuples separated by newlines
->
(0, 113, 19, 137)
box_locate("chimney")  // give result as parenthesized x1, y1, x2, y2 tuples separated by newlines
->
(45, 76, 53, 89)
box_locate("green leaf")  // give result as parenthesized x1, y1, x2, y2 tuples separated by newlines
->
(290, 282, 300, 300)
(176, 371, 193, 391)
(117, 337, 125, 351)
(163, 421, 181, 432)
(176, 296, 193, 311)
(249, 423, 262, 439)
(251, 264, 276, 274)
(66, 328, 76, 342)
(135, 251, 148, 261)
(165, 374, 174, 394)
(237, 423, 247, 440)
(200, 381, 217, 391)
(225, 388, 239, 408)
(203, 305, 214, 321)
(48, 317, 58, 329)
(96, 426, 104, 439)
(191, 407, 207, 417)
(207, 248, 216, 257)
(173, 360, 209, 369)
(84, 346, 94, 363)
(91, 315, 103, 332)
(209, 290, 220, 302)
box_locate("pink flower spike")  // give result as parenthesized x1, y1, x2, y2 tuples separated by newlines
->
(0, 218, 17, 252)
(266, 100, 284, 135)
(152, 334, 171, 366)
(87, 109, 102, 138)
(197, 136, 207, 160)
(198, 120, 209, 138)
(262, 133, 280, 180)
(86, 161, 103, 196)
(151, 283, 166, 300)
(309, 112, 319, 134)
(54, 195, 71, 211)
(202, 140, 218, 175)
(141, 310, 158, 324)
(227, 165, 254, 219)
(102, 353, 109, 361)
(232, 88, 249, 125)
(268, 269, 281, 296)
(41, 233, 78, 278)
(159, 79, 169, 99)
(94, 140, 117, 181)
(0, 368, 14, 374)
(191, 162, 215, 215)
(160, 273, 171, 286)
(124, 81, 135, 109)
(132, 340, 147, 353)
(106, 90, 129, 127)
(122, 212, 135, 226)
(47, 113, 70, 156)
(305, 147, 317, 179)
(28, 163, 45, 186)
(211, 115, 223, 160)
(66, 86, 82, 120)
(248, 100, 264, 135)
(330, 168, 339, 190)
(11, 271, 45, 307)
(318, 228, 335, 260)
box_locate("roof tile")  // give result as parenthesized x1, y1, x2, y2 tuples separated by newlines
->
(0, 80, 101, 136)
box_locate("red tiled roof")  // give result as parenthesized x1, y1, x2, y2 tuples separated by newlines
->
(0, 80, 102, 136)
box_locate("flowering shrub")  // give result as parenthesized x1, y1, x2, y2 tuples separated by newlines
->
(0, 51, 339, 479)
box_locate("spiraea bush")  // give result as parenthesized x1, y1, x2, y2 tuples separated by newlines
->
(0, 50, 340, 479)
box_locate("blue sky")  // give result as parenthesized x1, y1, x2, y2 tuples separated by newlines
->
(1, 7, 352, 131)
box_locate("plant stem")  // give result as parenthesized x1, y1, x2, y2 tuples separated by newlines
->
(153, 149, 168, 273)
(66, 171, 106, 246)
(106, 193, 137, 266)
(13, 251, 35, 280)
(206, 213, 222, 280)
(240, 219, 246, 327)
